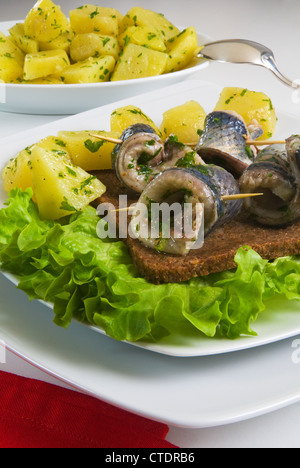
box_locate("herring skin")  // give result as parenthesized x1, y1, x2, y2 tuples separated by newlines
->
(196, 111, 256, 176)
(239, 141, 300, 226)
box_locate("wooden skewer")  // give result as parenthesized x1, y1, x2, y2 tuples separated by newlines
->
(89, 133, 123, 144)
(89, 133, 197, 146)
(184, 140, 286, 148)
(108, 193, 263, 214)
(185, 139, 286, 147)
(110, 206, 136, 213)
(221, 193, 263, 201)
(89, 133, 286, 149)
(245, 139, 285, 146)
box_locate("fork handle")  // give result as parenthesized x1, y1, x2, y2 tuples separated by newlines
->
(261, 53, 299, 89)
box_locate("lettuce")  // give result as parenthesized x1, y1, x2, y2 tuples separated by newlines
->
(0, 188, 299, 342)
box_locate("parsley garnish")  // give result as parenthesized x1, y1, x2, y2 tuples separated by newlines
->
(60, 197, 77, 212)
(84, 139, 104, 152)
(175, 151, 197, 168)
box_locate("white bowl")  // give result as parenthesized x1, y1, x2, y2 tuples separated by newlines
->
(0, 20, 210, 115)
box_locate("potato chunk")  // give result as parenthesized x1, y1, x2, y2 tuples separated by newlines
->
(0, 32, 25, 65)
(30, 146, 106, 220)
(165, 27, 199, 74)
(35, 135, 71, 161)
(18, 76, 64, 84)
(111, 43, 167, 81)
(214, 87, 277, 140)
(160, 100, 206, 143)
(2, 136, 70, 194)
(70, 33, 119, 62)
(23, 49, 70, 81)
(121, 7, 179, 41)
(2, 147, 34, 194)
(110, 105, 161, 135)
(0, 56, 24, 83)
(57, 130, 120, 170)
(39, 31, 74, 53)
(24, 0, 70, 42)
(9, 23, 39, 54)
(61, 55, 115, 84)
(70, 5, 120, 37)
(119, 26, 166, 52)
(0, 32, 23, 81)
(0, 32, 24, 82)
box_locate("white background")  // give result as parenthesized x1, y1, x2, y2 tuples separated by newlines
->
(1, 0, 300, 448)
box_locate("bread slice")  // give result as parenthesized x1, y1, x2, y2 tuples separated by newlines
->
(94, 171, 300, 284)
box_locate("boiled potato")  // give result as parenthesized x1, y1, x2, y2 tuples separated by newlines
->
(70, 33, 119, 62)
(30, 146, 106, 220)
(39, 31, 74, 53)
(121, 7, 179, 41)
(160, 100, 206, 143)
(164, 27, 199, 74)
(214, 87, 277, 139)
(35, 136, 71, 161)
(0, 33, 24, 65)
(9, 23, 39, 54)
(24, 0, 70, 42)
(57, 130, 120, 170)
(70, 5, 120, 37)
(0, 31, 24, 82)
(17, 76, 64, 84)
(2, 147, 34, 194)
(111, 43, 167, 81)
(111, 105, 161, 135)
(94, 7, 123, 27)
(2, 136, 70, 194)
(0, 55, 24, 82)
(2, 2, 201, 85)
(119, 26, 166, 52)
(23, 49, 70, 81)
(61, 55, 115, 84)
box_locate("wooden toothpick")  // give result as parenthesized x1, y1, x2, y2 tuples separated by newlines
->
(89, 133, 286, 149)
(107, 194, 263, 215)
(221, 193, 263, 201)
(245, 139, 285, 146)
(89, 133, 123, 144)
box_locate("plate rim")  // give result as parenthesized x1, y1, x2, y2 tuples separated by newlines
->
(1, 276, 300, 429)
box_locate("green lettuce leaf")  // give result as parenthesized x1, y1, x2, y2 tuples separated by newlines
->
(0, 188, 299, 343)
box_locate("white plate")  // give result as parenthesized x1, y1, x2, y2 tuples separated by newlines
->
(1, 80, 300, 428)
(0, 20, 210, 115)
(1, 271, 300, 429)
(1, 79, 300, 359)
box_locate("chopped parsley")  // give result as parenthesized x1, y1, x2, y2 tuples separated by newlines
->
(55, 139, 67, 147)
(167, 135, 185, 149)
(84, 139, 104, 152)
(137, 164, 153, 182)
(60, 197, 77, 212)
(80, 176, 96, 190)
(66, 166, 77, 177)
(137, 147, 162, 166)
(90, 9, 99, 19)
(175, 151, 197, 168)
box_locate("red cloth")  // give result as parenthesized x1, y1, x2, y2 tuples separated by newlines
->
(0, 371, 177, 448)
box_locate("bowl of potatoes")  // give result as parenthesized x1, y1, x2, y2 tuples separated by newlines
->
(0, 0, 210, 115)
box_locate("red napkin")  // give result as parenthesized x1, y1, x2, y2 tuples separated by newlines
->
(0, 371, 177, 448)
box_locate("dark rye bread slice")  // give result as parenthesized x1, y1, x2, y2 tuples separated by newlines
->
(94, 170, 300, 284)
